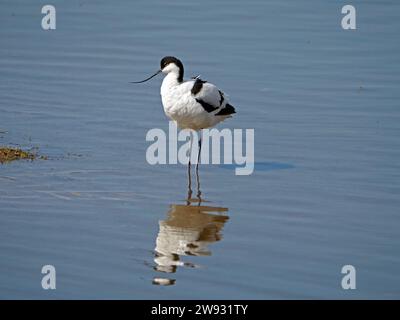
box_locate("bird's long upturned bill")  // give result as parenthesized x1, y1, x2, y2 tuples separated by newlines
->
(130, 70, 161, 83)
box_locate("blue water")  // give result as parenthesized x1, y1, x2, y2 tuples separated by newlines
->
(0, 0, 399, 299)
(220, 162, 295, 172)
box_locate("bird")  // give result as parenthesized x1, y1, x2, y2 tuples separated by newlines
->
(131, 56, 236, 179)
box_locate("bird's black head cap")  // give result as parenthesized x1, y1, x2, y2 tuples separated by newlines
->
(160, 56, 184, 83)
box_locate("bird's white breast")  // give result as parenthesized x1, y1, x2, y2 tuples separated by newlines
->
(160, 73, 231, 130)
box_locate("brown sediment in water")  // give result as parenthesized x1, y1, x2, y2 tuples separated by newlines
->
(0, 147, 36, 163)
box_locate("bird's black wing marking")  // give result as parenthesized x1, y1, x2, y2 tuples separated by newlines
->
(191, 78, 207, 95)
(218, 90, 224, 106)
(215, 103, 236, 116)
(196, 98, 219, 113)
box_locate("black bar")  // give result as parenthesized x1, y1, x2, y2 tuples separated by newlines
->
(0, 300, 398, 319)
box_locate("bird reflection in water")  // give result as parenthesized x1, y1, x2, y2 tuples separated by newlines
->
(152, 168, 229, 286)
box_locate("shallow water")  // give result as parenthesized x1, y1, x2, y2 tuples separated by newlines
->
(1, 0, 400, 299)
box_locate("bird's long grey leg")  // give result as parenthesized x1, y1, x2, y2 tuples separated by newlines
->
(187, 131, 193, 202)
(196, 133, 202, 173)
(196, 132, 202, 202)
(196, 170, 202, 203)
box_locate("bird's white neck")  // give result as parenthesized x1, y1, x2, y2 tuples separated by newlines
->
(160, 71, 181, 96)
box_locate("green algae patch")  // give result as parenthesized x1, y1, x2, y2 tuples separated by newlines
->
(0, 147, 37, 163)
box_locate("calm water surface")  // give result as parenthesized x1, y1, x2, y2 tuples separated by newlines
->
(0, 0, 399, 298)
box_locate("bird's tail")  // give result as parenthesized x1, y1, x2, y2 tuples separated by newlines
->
(215, 103, 236, 116)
